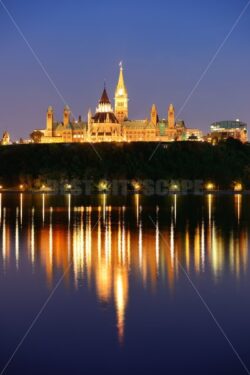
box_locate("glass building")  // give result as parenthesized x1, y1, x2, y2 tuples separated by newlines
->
(210, 120, 247, 132)
(209, 120, 248, 144)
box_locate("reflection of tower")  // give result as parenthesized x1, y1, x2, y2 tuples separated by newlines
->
(114, 267, 128, 344)
(168, 104, 175, 129)
(46, 106, 54, 137)
(115, 62, 128, 123)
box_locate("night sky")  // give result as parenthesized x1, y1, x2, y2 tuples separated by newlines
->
(0, 0, 249, 140)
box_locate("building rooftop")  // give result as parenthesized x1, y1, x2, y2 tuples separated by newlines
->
(211, 120, 247, 131)
(99, 88, 111, 104)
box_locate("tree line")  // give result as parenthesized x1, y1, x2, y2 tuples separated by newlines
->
(0, 139, 249, 189)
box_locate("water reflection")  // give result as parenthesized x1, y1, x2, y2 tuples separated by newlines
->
(15, 207, 19, 269)
(0, 194, 249, 343)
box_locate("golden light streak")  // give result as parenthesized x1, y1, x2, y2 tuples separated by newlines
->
(67, 193, 71, 224)
(174, 194, 177, 224)
(15, 207, 19, 269)
(114, 268, 128, 344)
(155, 213, 159, 273)
(208, 194, 213, 224)
(98, 207, 102, 260)
(121, 210, 126, 266)
(73, 208, 84, 288)
(42, 193, 45, 224)
(135, 194, 139, 225)
(118, 208, 122, 264)
(138, 218, 143, 270)
(234, 194, 242, 224)
(20, 193, 23, 226)
(170, 218, 175, 268)
(30, 207, 35, 264)
(2, 208, 6, 265)
(185, 227, 190, 271)
(49, 207, 53, 269)
(0, 193, 2, 225)
(201, 221, 205, 271)
(194, 226, 200, 273)
(85, 207, 92, 278)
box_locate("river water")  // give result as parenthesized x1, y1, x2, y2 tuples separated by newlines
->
(0, 193, 249, 374)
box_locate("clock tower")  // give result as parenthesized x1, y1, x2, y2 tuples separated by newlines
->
(115, 62, 128, 123)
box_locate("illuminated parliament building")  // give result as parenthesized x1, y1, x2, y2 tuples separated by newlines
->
(38, 64, 202, 144)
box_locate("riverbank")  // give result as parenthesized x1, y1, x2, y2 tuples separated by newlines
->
(0, 139, 249, 190)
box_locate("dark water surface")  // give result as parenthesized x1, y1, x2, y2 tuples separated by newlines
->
(0, 193, 250, 375)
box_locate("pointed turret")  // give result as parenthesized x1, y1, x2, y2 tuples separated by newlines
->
(63, 105, 71, 127)
(115, 62, 129, 123)
(151, 104, 159, 126)
(168, 104, 175, 129)
(115, 62, 128, 97)
(93, 85, 119, 125)
(46, 106, 54, 136)
(100, 87, 111, 104)
(96, 86, 114, 114)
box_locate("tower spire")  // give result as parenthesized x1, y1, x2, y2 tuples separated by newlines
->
(115, 62, 128, 123)
(116, 62, 127, 96)
(151, 104, 159, 126)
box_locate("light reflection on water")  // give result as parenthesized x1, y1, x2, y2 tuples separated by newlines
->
(0, 193, 249, 345)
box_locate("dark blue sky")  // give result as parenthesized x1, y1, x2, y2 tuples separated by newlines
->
(0, 0, 249, 139)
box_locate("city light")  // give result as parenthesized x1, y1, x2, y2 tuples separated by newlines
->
(132, 181, 141, 192)
(206, 183, 215, 191)
(0, 185, 3, 190)
(170, 184, 179, 191)
(19, 184, 24, 190)
(98, 180, 110, 192)
(234, 182, 243, 192)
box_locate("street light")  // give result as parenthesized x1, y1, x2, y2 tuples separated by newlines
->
(234, 182, 242, 192)
(170, 184, 180, 192)
(98, 180, 109, 192)
(206, 183, 214, 191)
(65, 184, 72, 190)
(172, 184, 179, 190)
(132, 181, 141, 192)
